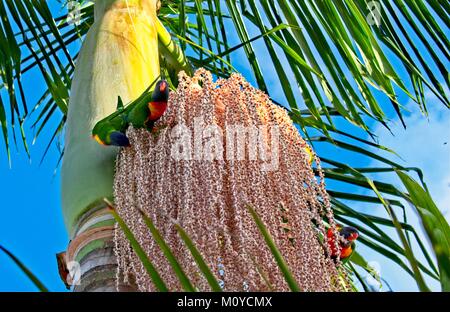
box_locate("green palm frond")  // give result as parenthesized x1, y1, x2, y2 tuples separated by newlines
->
(1, 0, 448, 155)
(396, 171, 450, 291)
(246, 204, 301, 292)
(105, 199, 169, 292)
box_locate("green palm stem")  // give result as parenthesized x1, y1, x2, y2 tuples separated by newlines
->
(60, 0, 188, 291)
(157, 18, 192, 76)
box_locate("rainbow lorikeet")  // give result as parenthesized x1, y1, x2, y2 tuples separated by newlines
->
(92, 80, 169, 147)
(327, 225, 359, 261)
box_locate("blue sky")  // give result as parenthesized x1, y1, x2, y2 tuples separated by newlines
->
(0, 61, 68, 291)
(0, 1, 448, 292)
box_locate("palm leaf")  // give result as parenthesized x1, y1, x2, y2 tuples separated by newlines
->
(1, 0, 449, 153)
(246, 204, 301, 292)
(138, 209, 197, 292)
(104, 199, 169, 292)
(396, 171, 450, 291)
(173, 222, 223, 292)
(0, 244, 48, 292)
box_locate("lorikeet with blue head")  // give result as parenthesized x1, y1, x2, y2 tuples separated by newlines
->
(327, 225, 359, 262)
(92, 79, 170, 147)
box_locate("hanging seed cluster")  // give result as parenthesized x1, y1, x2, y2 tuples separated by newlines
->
(113, 69, 348, 292)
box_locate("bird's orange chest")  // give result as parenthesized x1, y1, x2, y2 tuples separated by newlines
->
(147, 101, 168, 121)
(340, 246, 353, 259)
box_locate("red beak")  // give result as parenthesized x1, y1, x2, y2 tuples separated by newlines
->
(349, 232, 359, 241)
(159, 81, 167, 92)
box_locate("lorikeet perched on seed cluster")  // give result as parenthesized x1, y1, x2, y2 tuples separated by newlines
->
(327, 225, 359, 261)
(92, 79, 169, 147)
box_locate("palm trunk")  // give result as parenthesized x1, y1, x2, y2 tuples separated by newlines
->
(61, 0, 161, 291)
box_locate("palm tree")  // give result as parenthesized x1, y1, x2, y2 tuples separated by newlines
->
(0, 0, 449, 291)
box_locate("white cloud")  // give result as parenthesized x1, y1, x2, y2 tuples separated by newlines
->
(370, 92, 450, 221)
